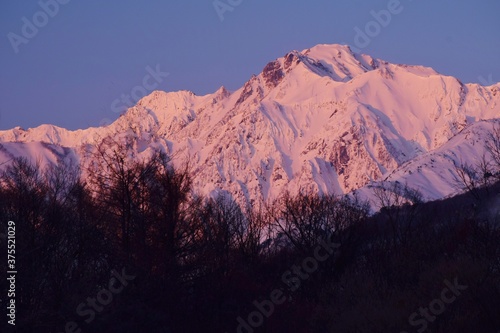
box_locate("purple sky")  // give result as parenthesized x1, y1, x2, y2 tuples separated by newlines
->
(1, 0, 499, 130)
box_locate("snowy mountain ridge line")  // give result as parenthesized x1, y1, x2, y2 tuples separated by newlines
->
(1, 44, 499, 205)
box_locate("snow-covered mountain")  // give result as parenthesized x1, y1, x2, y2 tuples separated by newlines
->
(1, 44, 499, 205)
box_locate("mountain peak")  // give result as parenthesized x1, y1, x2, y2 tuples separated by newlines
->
(302, 43, 356, 55)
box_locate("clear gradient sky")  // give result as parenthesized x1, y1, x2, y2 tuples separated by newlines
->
(0, 0, 499, 130)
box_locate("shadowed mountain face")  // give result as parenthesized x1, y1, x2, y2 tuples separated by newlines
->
(1, 44, 499, 205)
